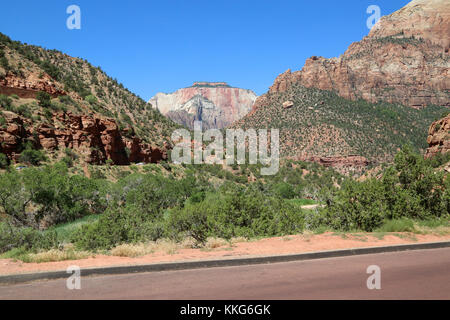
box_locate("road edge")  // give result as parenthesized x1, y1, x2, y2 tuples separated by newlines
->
(1, 240, 450, 285)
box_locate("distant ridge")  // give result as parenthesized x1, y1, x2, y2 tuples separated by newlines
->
(149, 83, 257, 130)
(190, 82, 231, 88)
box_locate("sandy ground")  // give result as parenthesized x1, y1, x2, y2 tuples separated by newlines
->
(1, 232, 449, 276)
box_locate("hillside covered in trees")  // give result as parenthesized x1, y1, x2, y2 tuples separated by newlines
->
(0, 32, 179, 167)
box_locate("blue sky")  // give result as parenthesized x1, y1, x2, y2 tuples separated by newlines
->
(0, 0, 410, 100)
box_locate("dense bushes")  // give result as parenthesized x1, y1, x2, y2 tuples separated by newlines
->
(70, 174, 200, 250)
(167, 187, 304, 244)
(70, 172, 307, 251)
(319, 146, 449, 231)
(0, 94, 12, 109)
(19, 144, 47, 166)
(0, 153, 8, 168)
(0, 145, 448, 255)
(71, 206, 157, 250)
(36, 91, 51, 108)
(0, 49, 8, 70)
(0, 163, 104, 230)
(0, 222, 58, 254)
(71, 184, 305, 250)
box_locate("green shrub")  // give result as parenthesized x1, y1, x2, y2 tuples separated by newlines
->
(16, 104, 32, 119)
(71, 206, 159, 250)
(376, 219, 416, 233)
(0, 163, 106, 229)
(0, 222, 58, 253)
(272, 182, 295, 199)
(61, 156, 74, 167)
(63, 147, 78, 161)
(320, 179, 386, 232)
(167, 188, 304, 245)
(36, 91, 51, 108)
(43, 107, 53, 120)
(0, 116, 6, 128)
(0, 48, 10, 71)
(85, 94, 97, 105)
(19, 145, 47, 166)
(320, 146, 449, 232)
(48, 214, 100, 243)
(59, 95, 74, 105)
(70, 173, 199, 250)
(0, 153, 8, 168)
(167, 203, 210, 244)
(0, 94, 12, 109)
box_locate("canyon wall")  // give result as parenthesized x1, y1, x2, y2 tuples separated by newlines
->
(0, 111, 167, 165)
(149, 82, 257, 130)
(262, 0, 449, 109)
(425, 113, 450, 159)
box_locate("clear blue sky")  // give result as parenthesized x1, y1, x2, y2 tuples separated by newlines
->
(0, 0, 410, 100)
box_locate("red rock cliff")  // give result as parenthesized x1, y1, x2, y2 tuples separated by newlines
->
(425, 113, 450, 158)
(263, 0, 449, 109)
(0, 111, 167, 165)
(149, 83, 257, 129)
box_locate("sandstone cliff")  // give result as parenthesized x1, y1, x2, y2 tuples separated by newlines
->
(149, 82, 257, 130)
(0, 32, 178, 166)
(0, 111, 167, 165)
(425, 113, 450, 158)
(261, 0, 449, 109)
(0, 73, 66, 98)
(0, 32, 178, 152)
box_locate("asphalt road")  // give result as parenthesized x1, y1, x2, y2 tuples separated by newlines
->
(0, 248, 449, 300)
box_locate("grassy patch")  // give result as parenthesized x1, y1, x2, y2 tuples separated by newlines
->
(391, 233, 418, 241)
(414, 218, 450, 235)
(312, 225, 329, 234)
(110, 243, 155, 258)
(349, 233, 368, 242)
(0, 245, 91, 263)
(376, 219, 416, 233)
(47, 214, 101, 242)
(372, 232, 387, 240)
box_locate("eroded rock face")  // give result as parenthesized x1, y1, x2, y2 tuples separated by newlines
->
(295, 155, 369, 174)
(149, 82, 257, 130)
(126, 137, 167, 164)
(369, 0, 450, 50)
(425, 113, 450, 158)
(0, 73, 66, 98)
(0, 111, 29, 161)
(262, 0, 450, 109)
(0, 112, 168, 165)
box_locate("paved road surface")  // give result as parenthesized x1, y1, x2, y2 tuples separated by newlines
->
(0, 248, 449, 299)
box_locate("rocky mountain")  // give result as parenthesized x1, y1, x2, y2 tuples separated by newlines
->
(426, 112, 450, 159)
(0, 32, 178, 166)
(233, 0, 449, 172)
(265, 0, 449, 109)
(0, 110, 167, 165)
(149, 82, 257, 130)
(233, 84, 447, 172)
